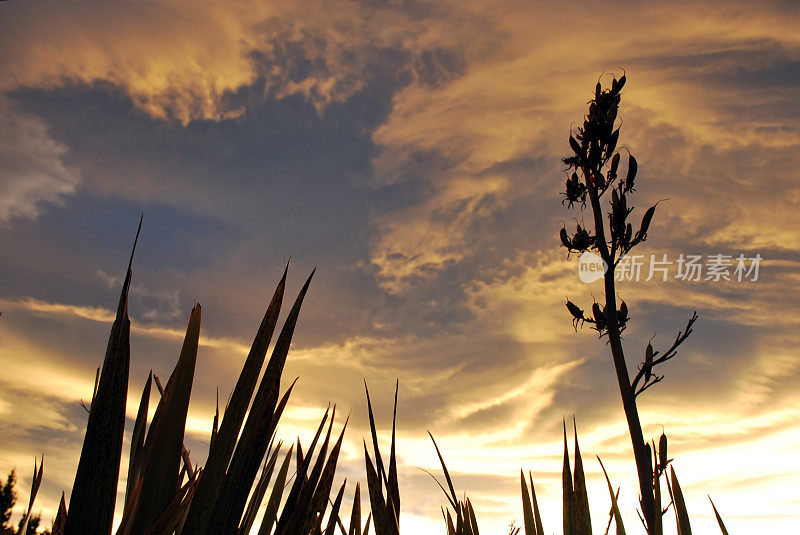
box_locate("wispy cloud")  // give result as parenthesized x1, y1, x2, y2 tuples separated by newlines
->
(0, 0, 798, 532)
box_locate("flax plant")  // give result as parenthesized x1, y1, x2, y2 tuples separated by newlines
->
(559, 75, 698, 533)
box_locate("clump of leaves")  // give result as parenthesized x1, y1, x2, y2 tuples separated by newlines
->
(52, 220, 364, 535)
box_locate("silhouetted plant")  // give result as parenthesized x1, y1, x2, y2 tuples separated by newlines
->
(559, 74, 698, 533)
(0, 471, 16, 534)
(0, 466, 48, 535)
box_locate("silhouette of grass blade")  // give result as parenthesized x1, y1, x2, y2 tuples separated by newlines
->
(52, 492, 67, 535)
(597, 457, 625, 535)
(708, 496, 729, 535)
(669, 466, 692, 535)
(387, 381, 400, 522)
(428, 433, 458, 509)
(65, 218, 140, 535)
(304, 415, 349, 534)
(324, 480, 348, 535)
(364, 443, 398, 535)
(572, 420, 591, 535)
(256, 444, 293, 535)
(528, 472, 544, 535)
(520, 470, 537, 535)
(183, 266, 288, 533)
(348, 482, 361, 535)
(364, 382, 387, 484)
(126, 371, 152, 507)
(141, 473, 198, 535)
(208, 270, 313, 534)
(240, 441, 282, 534)
(274, 406, 330, 535)
(129, 304, 201, 533)
(562, 420, 574, 535)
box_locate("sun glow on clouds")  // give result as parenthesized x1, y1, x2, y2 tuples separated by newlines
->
(0, 0, 798, 532)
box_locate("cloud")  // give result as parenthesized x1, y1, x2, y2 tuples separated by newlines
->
(0, 0, 799, 532)
(0, 97, 79, 222)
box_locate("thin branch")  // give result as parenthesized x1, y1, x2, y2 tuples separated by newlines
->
(634, 375, 664, 398)
(632, 312, 698, 393)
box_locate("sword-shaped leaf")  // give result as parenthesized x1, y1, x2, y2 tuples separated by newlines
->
(256, 444, 294, 535)
(52, 492, 67, 535)
(129, 304, 201, 533)
(323, 480, 348, 535)
(520, 470, 537, 535)
(126, 371, 152, 507)
(183, 266, 288, 533)
(562, 420, 574, 535)
(65, 217, 140, 535)
(19, 456, 44, 535)
(208, 270, 313, 535)
(348, 483, 361, 535)
(597, 457, 625, 535)
(668, 466, 692, 535)
(708, 496, 729, 535)
(239, 441, 282, 534)
(572, 419, 591, 535)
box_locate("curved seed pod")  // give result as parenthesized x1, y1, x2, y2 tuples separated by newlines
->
(644, 342, 654, 381)
(566, 300, 585, 330)
(607, 106, 618, 128)
(560, 228, 572, 250)
(625, 155, 638, 192)
(566, 300, 584, 320)
(609, 153, 620, 180)
(606, 129, 619, 160)
(638, 205, 656, 240)
(612, 75, 626, 95)
(570, 136, 582, 156)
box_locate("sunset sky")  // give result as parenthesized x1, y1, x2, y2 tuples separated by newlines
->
(1, 0, 799, 533)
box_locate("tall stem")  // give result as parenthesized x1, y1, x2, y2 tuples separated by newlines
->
(586, 172, 655, 533)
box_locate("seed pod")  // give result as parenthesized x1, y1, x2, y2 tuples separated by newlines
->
(570, 136, 582, 156)
(595, 82, 602, 100)
(566, 300, 583, 320)
(609, 153, 620, 177)
(658, 431, 668, 471)
(560, 227, 572, 249)
(592, 302, 603, 322)
(566, 299, 585, 330)
(625, 155, 638, 192)
(606, 129, 619, 160)
(607, 105, 618, 128)
(618, 302, 629, 331)
(610, 74, 626, 96)
(645, 442, 652, 472)
(638, 204, 656, 240)
(572, 226, 594, 250)
(644, 341, 654, 381)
